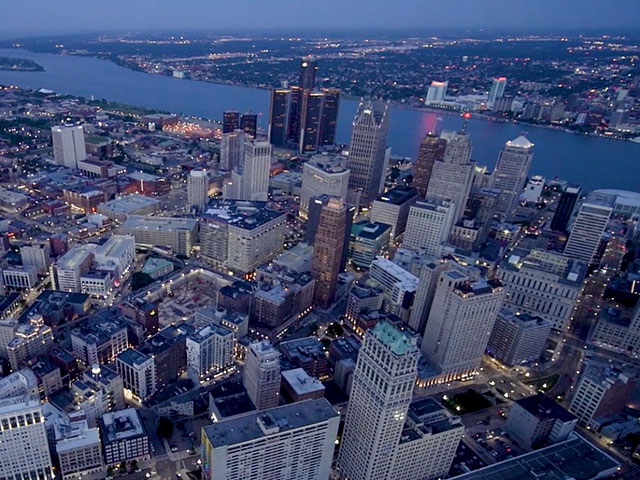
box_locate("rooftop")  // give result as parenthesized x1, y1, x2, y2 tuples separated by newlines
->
(141, 257, 173, 276)
(121, 215, 197, 232)
(281, 368, 325, 395)
(202, 199, 285, 230)
(371, 321, 417, 356)
(99, 194, 160, 214)
(516, 394, 577, 423)
(101, 408, 146, 443)
(375, 185, 419, 205)
(352, 221, 391, 240)
(505, 135, 534, 150)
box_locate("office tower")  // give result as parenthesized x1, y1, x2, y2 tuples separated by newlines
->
(425, 80, 448, 105)
(413, 133, 446, 196)
(240, 112, 258, 138)
(71, 364, 125, 428)
(349, 221, 391, 268)
(403, 198, 455, 256)
(488, 76, 507, 109)
(50, 244, 95, 292)
(269, 88, 292, 146)
(116, 348, 156, 401)
(186, 324, 235, 379)
(201, 399, 338, 480)
(0, 396, 54, 480)
(299, 154, 349, 219)
(369, 257, 419, 321)
(408, 258, 451, 334)
(347, 100, 390, 206)
(244, 341, 281, 410)
(569, 360, 636, 425)
(467, 187, 500, 245)
(422, 269, 504, 383)
(100, 409, 151, 465)
(299, 91, 325, 153)
(564, 198, 613, 265)
(187, 169, 209, 210)
(71, 316, 129, 366)
(337, 321, 420, 480)
(223, 110, 240, 133)
(7, 313, 54, 370)
(299, 58, 318, 90)
(220, 130, 246, 171)
(56, 415, 104, 480)
(522, 175, 545, 203)
(497, 250, 585, 331)
(52, 125, 86, 169)
(369, 186, 419, 241)
(119, 216, 198, 257)
(426, 130, 475, 222)
(20, 243, 51, 275)
(306, 195, 354, 272)
(311, 196, 348, 308)
(319, 87, 340, 146)
(506, 394, 577, 448)
(493, 136, 535, 216)
(487, 310, 552, 366)
(241, 139, 271, 201)
(551, 185, 582, 232)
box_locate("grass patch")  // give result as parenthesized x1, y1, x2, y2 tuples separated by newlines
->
(443, 389, 492, 415)
(527, 374, 559, 393)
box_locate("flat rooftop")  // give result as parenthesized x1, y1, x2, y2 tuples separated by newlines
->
(281, 368, 325, 395)
(375, 185, 418, 205)
(203, 199, 284, 230)
(99, 194, 160, 213)
(121, 215, 197, 232)
(101, 408, 146, 443)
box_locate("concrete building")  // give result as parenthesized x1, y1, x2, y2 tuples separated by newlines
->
(369, 257, 418, 321)
(50, 244, 95, 292)
(299, 153, 349, 219)
(120, 216, 198, 257)
(280, 368, 325, 403)
(403, 198, 455, 257)
(2, 265, 38, 290)
(186, 324, 235, 379)
(115, 349, 156, 401)
(71, 364, 125, 428)
(93, 234, 135, 279)
(55, 416, 104, 480)
(422, 270, 504, 383)
(52, 125, 86, 169)
(488, 77, 507, 109)
(564, 198, 613, 265)
(506, 394, 577, 448)
(201, 399, 339, 480)
(492, 136, 535, 216)
(227, 140, 272, 201)
(425, 80, 448, 105)
(71, 316, 128, 366)
(488, 310, 552, 366)
(244, 341, 281, 410)
(7, 313, 54, 370)
(20, 243, 51, 275)
(100, 408, 150, 465)
(349, 221, 390, 268)
(187, 169, 209, 211)
(522, 175, 545, 203)
(369, 186, 419, 241)
(551, 185, 581, 232)
(337, 322, 420, 480)
(413, 133, 446, 196)
(98, 194, 160, 222)
(347, 100, 390, 206)
(220, 130, 246, 171)
(280, 337, 328, 379)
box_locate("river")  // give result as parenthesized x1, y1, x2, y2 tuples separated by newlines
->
(0, 48, 638, 192)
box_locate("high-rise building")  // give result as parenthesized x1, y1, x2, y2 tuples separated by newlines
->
(299, 91, 325, 153)
(268, 88, 292, 147)
(52, 125, 86, 169)
(408, 258, 452, 334)
(319, 87, 340, 146)
(488, 77, 507, 109)
(369, 257, 419, 321)
(220, 130, 246, 171)
(186, 324, 235, 379)
(50, 244, 95, 292)
(240, 112, 258, 138)
(487, 310, 552, 366)
(337, 321, 420, 480)
(223, 110, 240, 134)
(116, 348, 156, 401)
(244, 341, 281, 410)
(7, 313, 54, 371)
(422, 269, 504, 383)
(306, 195, 354, 272)
(187, 169, 209, 211)
(201, 399, 338, 480)
(311, 196, 348, 308)
(551, 185, 581, 232)
(299, 154, 349, 219)
(347, 100, 390, 206)
(20, 243, 51, 275)
(564, 198, 613, 265)
(0, 395, 54, 480)
(239, 139, 271, 201)
(493, 135, 535, 216)
(369, 186, 419, 241)
(425, 80, 448, 105)
(71, 364, 125, 428)
(299, 58, 318, 90)
(493, 136, 533, 216)
(403, 198, 455, 256)
(413, 133, 446, 196)
(426, 130, 475, 222)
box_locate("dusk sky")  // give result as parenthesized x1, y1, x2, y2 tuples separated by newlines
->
(2, 0, 640, 35)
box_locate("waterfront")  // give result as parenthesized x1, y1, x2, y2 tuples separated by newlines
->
(0, 48, 638, 191)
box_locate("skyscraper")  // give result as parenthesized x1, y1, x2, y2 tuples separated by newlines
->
(564, 198, 613, 265)
(299, 58, 318, 90)
(187, 170, 209, 211)
(311, 196, 348, 308)
(403, 198, 455, 257)
(242, 139, 271, 201)
(426, 130, 475, 222)
(488, 77, 507, 109)
(425, 80, 448, 105)
(52, 125, 86, 169)
(493, 135, 535, 217)
(319, 87, 340, 146)
(413, 133, 446, 197)
(220, 130, 246, 171)
(299, 91, 325, 153)
(223, 110, 240, 133)
(243, 341, 281, 410)
(306, 195, 354, 272)
(299, 154, 350, 219)
(347, 100, 390, 206)
(551, 185, 581, 232)
(337, 321, 420, 480)
(268, 88, 292, 147)
(240, 112, 258, 138)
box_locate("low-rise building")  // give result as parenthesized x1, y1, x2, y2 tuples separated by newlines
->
(281, 368, 325, 403)
(71, 316, 128, 366)
(98, 194, 161, 222)
(100, 408, 151, 465)
(2, 265, 38, 289)
(120, 216, 198, 257)
(279, 337, 328, 378)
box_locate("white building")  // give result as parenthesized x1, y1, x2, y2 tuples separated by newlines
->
(50, 244, 96, 292)
(201, 399, 339, 480)
(422, 269, 504, 383)
(369, 186, 419, 241)
(100, 408, 150, 465)
(98, 194, 161, 222)
(52, 125, 86, 169)
(337, 321, 420, 480)
(0, 395, 54, 480)
(20, 243, 51, 275)
(522, 175, 545, 203)
(488, 310, 552, 366)
(2, 265, 38, 289)
(187, 169, 209, 210)
(93, 234, 135, 279)
(115, 349, 156, 401)
(492, 136, 535, 216)
(425, 80, 448, 105)
(299, 154, 349, 219)
(369, 257, 419, 321)
(241, 139, 272, 201)
(119, 216, 198, 257)
(243, 341, 280, 410)
(403, 198, 455, 257)
(55, 416, 104, 480)
(71, 364, 125, 428)
(488, 77, 507, 109)
(220, 130, 246, 171)
(186, 324, 235, 379)
(564, 199, 613, 265)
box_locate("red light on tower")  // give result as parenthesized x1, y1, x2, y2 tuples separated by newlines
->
(463, 112, 472, 119)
